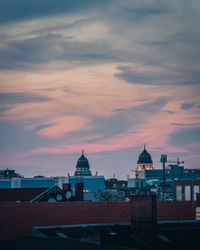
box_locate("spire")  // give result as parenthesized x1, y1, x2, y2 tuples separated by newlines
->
(144, 144, 146, 150)
(82, 149, 84, 155)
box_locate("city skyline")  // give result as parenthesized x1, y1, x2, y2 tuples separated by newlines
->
(0, 1, 200, 178)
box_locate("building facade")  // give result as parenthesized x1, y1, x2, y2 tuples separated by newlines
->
(174, 179, 200, 201)
(137, 165, 200, 181)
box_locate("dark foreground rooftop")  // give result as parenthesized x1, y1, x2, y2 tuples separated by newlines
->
(0, 236, 137, 250)
(30, 221, 200, 250)
(1, 231, 200, 250)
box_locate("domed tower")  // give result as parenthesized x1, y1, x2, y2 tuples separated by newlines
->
(136, 145, 153, 178)
(74, 150, 92, 176)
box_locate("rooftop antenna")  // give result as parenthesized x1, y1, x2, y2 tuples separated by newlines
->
(167, 157, 184, 166)
(160, 154, 167, 201)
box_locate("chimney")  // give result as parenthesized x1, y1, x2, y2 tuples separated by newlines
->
(75, 182, 84, 201)
(62, 183, 71, 194)
(130, 194, 157, 238)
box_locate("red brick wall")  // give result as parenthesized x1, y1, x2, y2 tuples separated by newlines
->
(157, 201, 196, 221)
(130, 195, 157, 219)
(0, 200, 196, 240)
(0, 202, 130, 240)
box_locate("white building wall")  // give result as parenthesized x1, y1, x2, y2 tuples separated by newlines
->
(11, 178, 21, 188)
(193, 185, 200, 201)
(56, 177, 69, 189)
(176, 185, 182, 201)
(185, 186, 191, 201)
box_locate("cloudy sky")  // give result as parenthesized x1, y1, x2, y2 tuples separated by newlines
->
(0, 0, 200, 178)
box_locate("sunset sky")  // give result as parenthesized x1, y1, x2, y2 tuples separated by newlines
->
(0, 0, 200, 178)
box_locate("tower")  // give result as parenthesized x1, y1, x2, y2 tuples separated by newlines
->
(74, 150, 92, 176)
(136, 145, 153, 178)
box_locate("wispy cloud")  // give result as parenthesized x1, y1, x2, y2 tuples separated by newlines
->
(0, 0, 200, 177)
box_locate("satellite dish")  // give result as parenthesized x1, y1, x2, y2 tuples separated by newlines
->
(56, 193, 63, 201)
(48, 197, 56, 202)
(66, 191, 72, 199)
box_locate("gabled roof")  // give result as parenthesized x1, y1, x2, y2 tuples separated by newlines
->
(31, 185, 63, 202)
(0, 188, 48, 202)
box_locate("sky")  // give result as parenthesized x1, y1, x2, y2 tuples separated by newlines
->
(0, 0, 200, 179)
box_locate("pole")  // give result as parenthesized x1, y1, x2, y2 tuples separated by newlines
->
(160, 155, 167, 201)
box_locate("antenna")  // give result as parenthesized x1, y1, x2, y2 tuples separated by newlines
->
(160, 154, 167, 201)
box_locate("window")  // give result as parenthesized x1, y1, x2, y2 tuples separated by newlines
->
(185, 186, 191, 201)
(193, 186, 199, 201)
(176, 186, 182, 201)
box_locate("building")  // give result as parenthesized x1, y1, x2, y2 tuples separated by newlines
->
(105, 178, 127, 190)
(0, 195, 197, 248)
(0, 187, 48, 202)
(72, 150, 104, 193)
(134, 146, 200, 181)
(68, 175, 105, 192)
(137, 164, 200, 181)
(136, 145, 153, 178)
(174, 179, 200, 201)
(0, 151, 105, 195)
(0, 169, 21, 179)
(74, 150, 92, 176)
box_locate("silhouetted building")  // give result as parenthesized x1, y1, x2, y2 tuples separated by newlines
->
(136, 145, 153, 178)
(137, 164, 200, 180)
(105, 178, 127, 190)
(74, 150, 92, 176)
(0, 169, 21, 179)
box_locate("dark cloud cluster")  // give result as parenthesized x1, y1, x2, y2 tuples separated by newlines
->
(0, 34, 118, 70)
(0, 0, 199, 89)
(0, 0, 110, 24)
(115, 66, 200, 86)
(180, 103, 195, 110)
(170, 123, 199, 127)
(0, 93, 52, 105)
(161, 110, 174, 114)
(170, 127, 200, 147)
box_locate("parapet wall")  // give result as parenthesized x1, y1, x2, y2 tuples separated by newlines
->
(0, 202, 130, 240)
(157, 201, 196, 221)
(0, 200, 195, 240)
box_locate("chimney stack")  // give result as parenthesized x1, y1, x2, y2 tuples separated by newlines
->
(62, 183, 71, 194)
(75, 182, 84, 201)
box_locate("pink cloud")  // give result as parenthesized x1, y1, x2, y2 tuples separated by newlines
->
(36, 116, 91, 138)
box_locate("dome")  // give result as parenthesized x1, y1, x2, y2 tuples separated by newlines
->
(137, 145, 153, 164)
(76, 150, 90, 169)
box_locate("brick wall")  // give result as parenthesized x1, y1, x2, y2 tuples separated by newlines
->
(157, 201, 196, 221)
(0, 200, 196, 240)
(0, 202, 130, 240)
